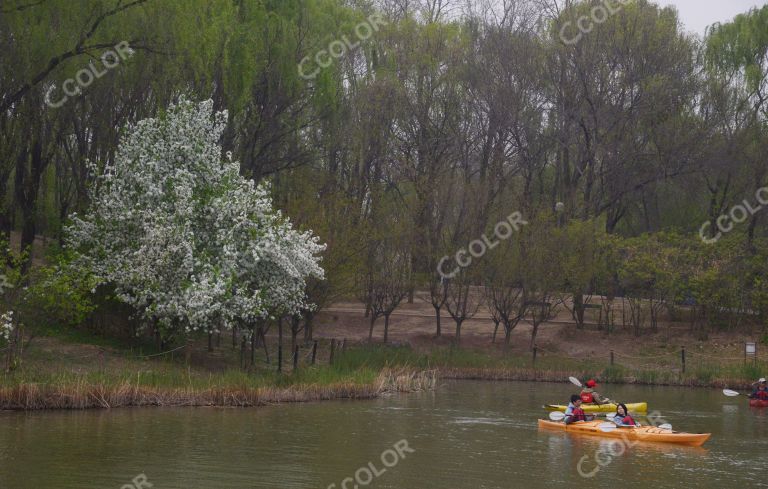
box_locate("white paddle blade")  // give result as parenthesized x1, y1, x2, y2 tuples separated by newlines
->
(569, 376, 583, 387)
(598, 423, 617, 432)
(549, 411, 566, 421)
(723, 389, 740, 397)
(658, 423, 673, 431)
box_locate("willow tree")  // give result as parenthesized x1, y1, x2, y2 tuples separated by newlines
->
(546, 0, 700, 231)
(0, 0, 227, 255)
(707, 5, 768, 247)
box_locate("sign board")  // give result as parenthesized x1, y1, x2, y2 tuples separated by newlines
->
(746, 342, 757, 356)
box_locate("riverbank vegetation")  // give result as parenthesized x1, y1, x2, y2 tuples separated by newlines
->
(2, 0, 768, 398)
(1, 332, 762, 410)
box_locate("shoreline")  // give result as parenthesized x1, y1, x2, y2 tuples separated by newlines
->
(437, 367, 759, 389)
(0, 365, 759, 411)
(0, 381, 382, 411)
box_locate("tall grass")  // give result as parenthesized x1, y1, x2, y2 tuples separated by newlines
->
(2, 342, 764, 410)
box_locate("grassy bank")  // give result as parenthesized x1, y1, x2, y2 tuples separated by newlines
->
(0, 365, 441, 410)
(0, 338, 763, 410)
(332, 344, 766, 389)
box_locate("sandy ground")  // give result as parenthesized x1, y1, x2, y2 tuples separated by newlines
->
(314, 294, 764, 363)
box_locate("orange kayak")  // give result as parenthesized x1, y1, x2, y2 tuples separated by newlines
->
(538, 419, 711, 447)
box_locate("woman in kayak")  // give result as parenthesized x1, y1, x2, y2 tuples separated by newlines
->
(565, 395, 595, 424)
(749, 379, 768, 400)
(580, 379, 610, 405)
(611, 403, 637, 426)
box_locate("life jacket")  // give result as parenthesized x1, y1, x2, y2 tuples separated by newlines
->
(620, 415, 636, 426)
(756, 390, 768, 400)
(571, 407, 587, 422)
(580, 391, 594, 404)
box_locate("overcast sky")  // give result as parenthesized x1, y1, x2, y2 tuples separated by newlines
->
(654, 0, 767, 35)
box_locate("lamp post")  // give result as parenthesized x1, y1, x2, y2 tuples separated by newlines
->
(555, 201, 565, 227)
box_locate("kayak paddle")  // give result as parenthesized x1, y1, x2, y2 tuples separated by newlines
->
(569, 376, 583, 387)
(549, 411, 566, 421)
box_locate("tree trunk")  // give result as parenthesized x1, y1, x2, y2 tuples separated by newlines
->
(250, 329, 256, 366)
(454, 320, 463, 345)
(368, 314, 377, 342)
(240, 335, 246, 369)
(154, 323, 162, 352)
(530, 321, 539, 350)
(254, 322, 263, 348)
(15, 136, 47, 271)
(261, 327, 270, 364)
(0, 175, 10, 239)
(573, 292, 585, 329)
(303, 311, 314, 345)
(278, 318, 284, 372)
(433, 305, 442, 337)
(492, 320, 500, 343)
(184, 335, 193, 364)
(291, 316, 301, 351)
(383, 314, 390, 343)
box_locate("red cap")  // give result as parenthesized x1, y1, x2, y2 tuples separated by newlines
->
(586, 380, 597, 388)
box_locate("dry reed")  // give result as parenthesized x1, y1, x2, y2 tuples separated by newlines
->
(0, 369, 440, 411)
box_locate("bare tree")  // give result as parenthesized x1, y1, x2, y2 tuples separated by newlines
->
(484, 279, 527, 348)
(378, 251, 412, 343)
(526, 292, 561, 350)
(481, 239, 527, 346)
(358, 241, 411, 343)
(521, 216, 564, 349)
(421, 273, 448, 337)
(445, 269, 482, 345)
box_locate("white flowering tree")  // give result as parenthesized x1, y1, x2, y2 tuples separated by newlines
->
(66, 98, 325, 345)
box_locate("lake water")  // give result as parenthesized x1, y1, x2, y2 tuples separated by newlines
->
(1, 381, 766, 488)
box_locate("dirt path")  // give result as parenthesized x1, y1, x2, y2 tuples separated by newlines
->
(315, 298, 762, 362)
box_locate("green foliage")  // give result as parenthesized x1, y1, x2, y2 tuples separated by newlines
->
(707, 4, 768, 96)
(17, 252, 98, 332)
(556, 219, 604, 293)
(0, 237, 25, 302)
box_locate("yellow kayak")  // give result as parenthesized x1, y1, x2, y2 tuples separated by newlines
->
(538, 419, 710, 447)
(544, 402, 648, 413)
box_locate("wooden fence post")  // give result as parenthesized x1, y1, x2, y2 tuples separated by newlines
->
(610, 350, 614, 366)
(681, 346, 686, 373)
(293, 345, 299, 371)
(311, 340, 318, 365)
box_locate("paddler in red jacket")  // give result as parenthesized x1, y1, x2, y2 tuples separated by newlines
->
(750, 379, 768, 400)
(611, 403, 637, 426)
(564, 395, 595, 424)
(580, 379, 611, 405)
